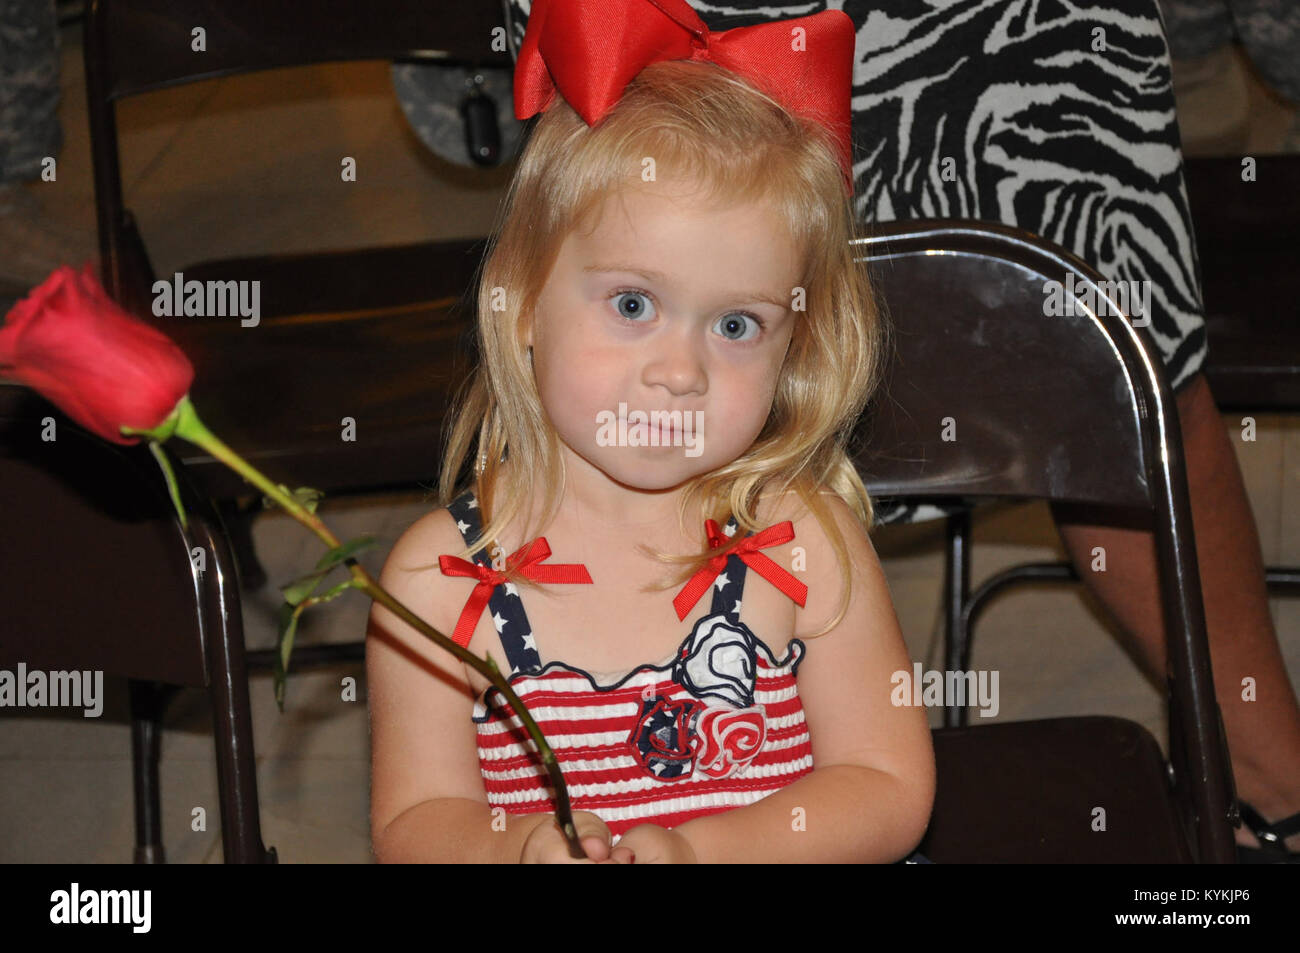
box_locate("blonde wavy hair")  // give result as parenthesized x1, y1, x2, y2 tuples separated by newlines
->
(437, 59, 889, 638)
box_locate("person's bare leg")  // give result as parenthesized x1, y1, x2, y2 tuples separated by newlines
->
(1051, 371, 1300, 849)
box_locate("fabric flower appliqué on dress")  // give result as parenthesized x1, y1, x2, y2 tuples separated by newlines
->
(629, 695, 705, 780)
(628, 613, 768, 781)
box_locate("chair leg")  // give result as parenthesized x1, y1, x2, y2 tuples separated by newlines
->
(207, 572, 277, 863)
(942, 509, 973, 728)
(1264, 567, 1300, 595)
(187, 496, 276, 862)
(129, 679, 179, 864)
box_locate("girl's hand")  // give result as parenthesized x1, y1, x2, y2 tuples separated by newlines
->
(608, 823, 698, 864)
(519, 810, 622, 863)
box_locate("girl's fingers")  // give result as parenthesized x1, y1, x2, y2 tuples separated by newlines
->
(570, 812, 613, 860)
(581, 835, 611, 860)
(608, 845, 636, 864)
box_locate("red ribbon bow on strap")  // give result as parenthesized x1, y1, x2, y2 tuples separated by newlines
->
(438, 539, 593, 647)
(514, 0, 856, 194)
(673, 519, 808, 621)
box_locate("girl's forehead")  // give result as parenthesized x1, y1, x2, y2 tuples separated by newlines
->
(566, 185, 796, 256)
(584, 179, 758, 224)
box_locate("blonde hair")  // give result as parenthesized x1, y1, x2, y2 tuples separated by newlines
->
(437, 59, 889, 638)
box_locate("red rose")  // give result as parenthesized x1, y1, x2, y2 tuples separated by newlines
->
(0, 264, 193, 445)
(691, 706, 767, 779)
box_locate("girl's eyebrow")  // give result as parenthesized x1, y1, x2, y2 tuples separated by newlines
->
(583, 263, 791, 310)
(584, 263, 667, 282)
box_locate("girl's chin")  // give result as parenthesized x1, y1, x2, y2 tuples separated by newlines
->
(586, 451, 716, 491)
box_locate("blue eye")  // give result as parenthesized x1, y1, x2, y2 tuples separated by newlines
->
(713, 313, 762, 342)
(609, 289, 764, 342)
(612, 290, 654, 321)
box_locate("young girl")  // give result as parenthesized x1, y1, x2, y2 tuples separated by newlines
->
(366, 0, 935, 864)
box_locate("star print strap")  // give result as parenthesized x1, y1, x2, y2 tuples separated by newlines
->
(706, 518, 751, 621)
(444, 494, 592, 665)
(675, 519, 805, 621)
(445, 490, 753, 672)
(438, 538, 592, 648)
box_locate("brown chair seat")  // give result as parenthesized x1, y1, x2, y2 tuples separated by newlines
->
(922, 717, 1190, 863)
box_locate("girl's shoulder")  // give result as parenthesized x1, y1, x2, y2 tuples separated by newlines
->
(754, 489, 878, 640)
(754, 487, 869, 547)
(387, 498, 476, 566)
(373, 501, 485, 652)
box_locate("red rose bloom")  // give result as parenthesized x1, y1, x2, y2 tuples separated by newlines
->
(0, 264, 193, 445)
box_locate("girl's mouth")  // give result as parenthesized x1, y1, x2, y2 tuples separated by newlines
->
(617, 414, 682, 443)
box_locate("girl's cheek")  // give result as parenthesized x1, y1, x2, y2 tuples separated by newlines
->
(536, 358, 608, 414)
(566, 337, 630, 372)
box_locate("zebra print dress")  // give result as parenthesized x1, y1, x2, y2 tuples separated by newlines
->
(498, 0, 1209, 527)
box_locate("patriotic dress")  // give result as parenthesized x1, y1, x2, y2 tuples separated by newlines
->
(441, 490, 814, 838)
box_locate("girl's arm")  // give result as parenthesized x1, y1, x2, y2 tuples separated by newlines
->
(367, 508, 542, 863)
(670, 494, 936, 863)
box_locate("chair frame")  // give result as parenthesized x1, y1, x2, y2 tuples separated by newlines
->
(0, 416, 274, 863)
(854, 219, 1238, 863)
(155, 442, 276, 863)
(937, 154, 1300, 729)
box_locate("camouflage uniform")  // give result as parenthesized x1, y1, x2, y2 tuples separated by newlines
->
(1162, 0, 1300, 102)
(0, 0, 61, 184)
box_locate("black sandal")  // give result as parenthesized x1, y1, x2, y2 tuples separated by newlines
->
(1236, 802, 1300, 864)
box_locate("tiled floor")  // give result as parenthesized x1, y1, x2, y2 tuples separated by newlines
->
(1, 20, 1298, 863)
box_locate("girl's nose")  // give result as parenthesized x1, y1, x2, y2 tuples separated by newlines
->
(642, 330, 707, 397)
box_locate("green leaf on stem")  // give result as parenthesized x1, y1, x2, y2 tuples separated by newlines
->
(278, 536, 374, 606)
(261, 484, 324, 514)
(308, 578, 360, 607)
(262, 483, 290, 510)
(273, 578, 362, 710)
(281, 569, 329, 607)
(273, 602, 302, 712)
(147, 440, 188, 531)
(291, 486, 324, 514)
(313, 535, 377, 572)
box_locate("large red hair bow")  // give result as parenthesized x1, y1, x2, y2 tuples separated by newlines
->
(514, 0, 856, 194)
(673, 519, 808, 621)
(439, 539, 592, 647)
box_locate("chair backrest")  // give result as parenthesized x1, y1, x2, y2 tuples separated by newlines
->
(0, 398, 208, 687)
(851, 219, 1235, 863)
(88, 0, 511, 98)
(855, 220, 1153, 509)
(83, 0, 511, 309)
